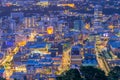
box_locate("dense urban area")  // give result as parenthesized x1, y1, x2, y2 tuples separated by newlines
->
(0, 0, 120, 80)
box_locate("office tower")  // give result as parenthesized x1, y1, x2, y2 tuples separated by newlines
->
(39, 21, 45, 33)
(93, 5, 103, 29)
(24, 16, 36, 28)
(10, 20, 16, 33)
(74, 20, 84, 31)
(70, 45, 83, 66)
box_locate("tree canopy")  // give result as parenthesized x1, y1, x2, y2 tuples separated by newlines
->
(56, 66, 120, 80)
(108, 66, 120, 80)
(80, 66, 107, 80)
(56, 69, 82, 80)
(0, 77, 6, 80)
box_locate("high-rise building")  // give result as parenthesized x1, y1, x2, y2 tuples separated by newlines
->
(24, 16, 36, 28)
(93, 5, 103, 29)
(10, 20, 16, 33)
(70, 45, 83, 66)
(74, 20, 84, 31)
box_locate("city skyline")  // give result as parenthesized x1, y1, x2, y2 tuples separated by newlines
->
(0, 0, 119, 80)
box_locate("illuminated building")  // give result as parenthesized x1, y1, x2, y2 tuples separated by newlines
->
(57, 3, 76, 8)
(52, 56, 62, 67)
(108, 25, 114, 32)
(84, 41, 95, 54)
(10, 20, 16, 33)
(49, 43, 58, 57)
(36, 0, 49, 7)
(24, 16, 36, 28)
(82, 53, 98, 67)
(47, 26, 54, 35)
(74, 20, 84, 31)
(24, 17, 30, 28)
(108, 25, 114, 30)
(15, 34, 27, 46)
(25, 42, 49, 54)
(85, 23, 90, 30)
(70, 45, 83, 66)
(93, 5, 103, 29)
(107, 60, 120, 69)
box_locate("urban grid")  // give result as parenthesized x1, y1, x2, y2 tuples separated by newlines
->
(0, 0, 119, 80)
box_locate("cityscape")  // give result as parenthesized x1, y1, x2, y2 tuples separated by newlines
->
(0, 0, 119, 80)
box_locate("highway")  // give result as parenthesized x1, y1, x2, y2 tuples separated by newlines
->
(56, 48, 71, 75)
(96, 53, 110, 75)
(1, 47, 20, 65)
(0, 41, 27, 79)
(0, 46, 20, 79)
(95, 37, 110, 75)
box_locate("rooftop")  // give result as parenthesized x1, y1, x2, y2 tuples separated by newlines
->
(25, 42, 47, 48)
(109, 41, 120, 48)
